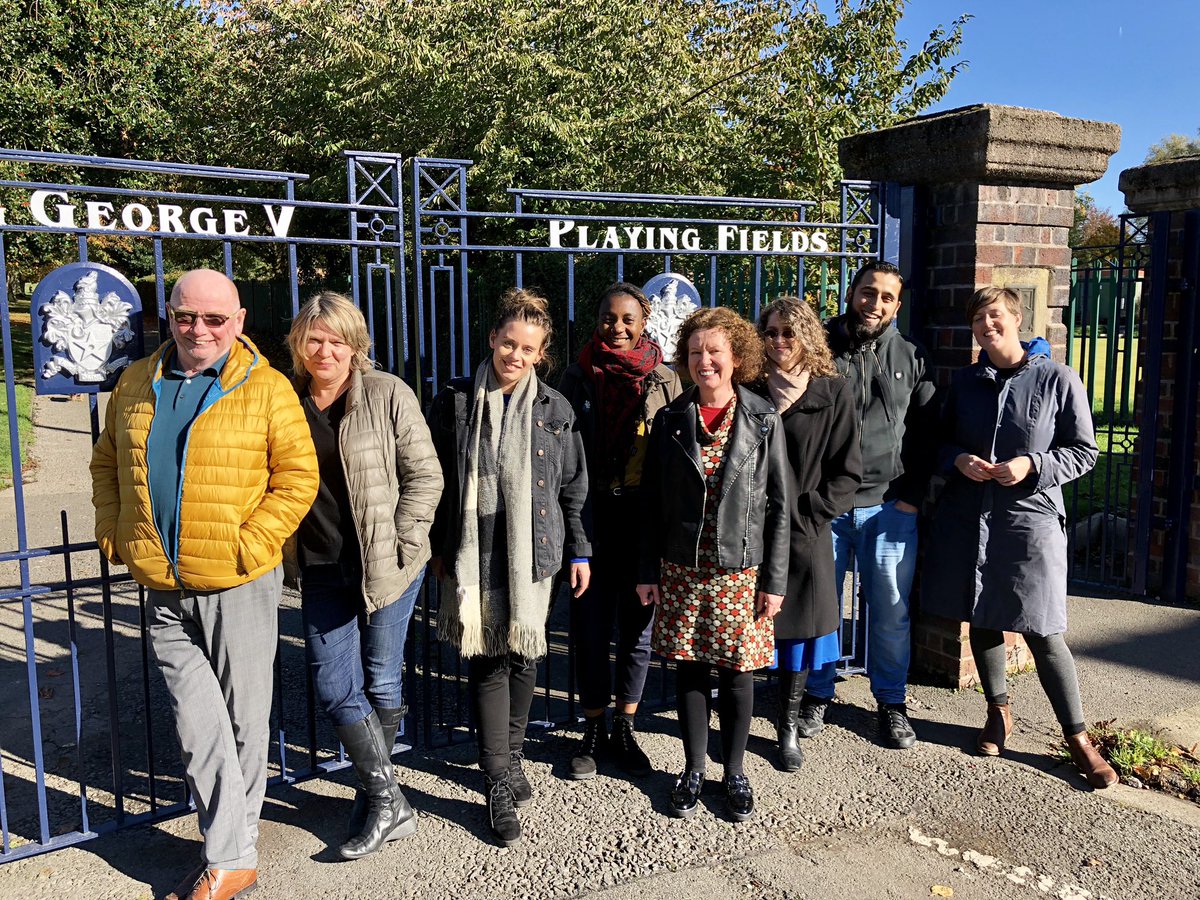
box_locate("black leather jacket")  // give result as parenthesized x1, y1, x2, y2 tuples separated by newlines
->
(428, 376, 592, 582)
(637, 384, 789, 595)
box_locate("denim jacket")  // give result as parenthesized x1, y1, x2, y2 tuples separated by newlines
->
(428, 375, 592, 582)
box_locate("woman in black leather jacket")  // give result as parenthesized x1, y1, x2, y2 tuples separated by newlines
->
(636, 306, 789, 822)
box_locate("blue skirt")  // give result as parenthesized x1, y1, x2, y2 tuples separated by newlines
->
(771, 630, 840, 673)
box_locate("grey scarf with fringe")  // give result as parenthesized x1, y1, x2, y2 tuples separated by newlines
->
(439, 360, 551, 659)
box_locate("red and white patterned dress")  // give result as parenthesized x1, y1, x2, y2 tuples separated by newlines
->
(651, 397, 775, 672)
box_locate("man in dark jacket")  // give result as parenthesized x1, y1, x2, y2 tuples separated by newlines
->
(796, 260, 937, 749)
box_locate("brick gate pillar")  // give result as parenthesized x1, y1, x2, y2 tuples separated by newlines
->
(1119, 156, 1200, 603)
(838, 104, 1121, 687)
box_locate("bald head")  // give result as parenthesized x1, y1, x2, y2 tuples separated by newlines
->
(168, 269, 245, 375)
(171, 268, 240, 308)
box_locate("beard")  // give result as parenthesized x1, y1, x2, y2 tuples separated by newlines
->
(848, 310, 896, 345)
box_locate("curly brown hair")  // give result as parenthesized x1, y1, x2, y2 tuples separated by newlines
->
(673, 306, 764, 385)
(757, 296, 838, 378)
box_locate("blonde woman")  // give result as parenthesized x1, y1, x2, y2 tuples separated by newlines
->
(286, 292, 443, 859)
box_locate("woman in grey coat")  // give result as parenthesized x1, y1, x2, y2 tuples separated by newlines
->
(922, 286, 1116, 789)
(286, 292, 444, 858)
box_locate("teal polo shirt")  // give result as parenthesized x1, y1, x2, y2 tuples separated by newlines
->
(146, 349, 229, 564)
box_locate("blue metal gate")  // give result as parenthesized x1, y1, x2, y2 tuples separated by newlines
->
(0, 147, 892, 860)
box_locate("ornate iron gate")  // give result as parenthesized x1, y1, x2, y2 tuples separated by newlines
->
(1065, 215, 1150, 590)
(0, 147, 893, 860)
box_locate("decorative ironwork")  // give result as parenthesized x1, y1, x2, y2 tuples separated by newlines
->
(32, 264, 142, 394)
(642, 273, 700, 362)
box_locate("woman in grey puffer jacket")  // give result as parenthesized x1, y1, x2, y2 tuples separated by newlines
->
(286, 292, 443, 860)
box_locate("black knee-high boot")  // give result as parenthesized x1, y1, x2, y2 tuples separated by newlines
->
(336, 711, 417, 859)
(776, 669, 807, 772)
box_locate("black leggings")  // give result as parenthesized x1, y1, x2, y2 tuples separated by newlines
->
(969, 628, 1086, 737)
(467, 653, 538, 778)
(675, 660, 754, 777)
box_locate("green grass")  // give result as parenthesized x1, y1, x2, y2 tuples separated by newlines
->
(1069, 334, 1139, 420)
(1065, 429, 1137, 521)
(1, 299, 35, 490)
(0, 381, 34, 489)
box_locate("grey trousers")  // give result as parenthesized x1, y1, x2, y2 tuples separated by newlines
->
(148, 566, 282, 870)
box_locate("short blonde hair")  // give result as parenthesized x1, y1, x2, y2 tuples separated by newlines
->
(287, 291, 375, 377)
(757, 296, 838, 378)
(673, 306, 764, 385)
(966, 286, 1022, 323)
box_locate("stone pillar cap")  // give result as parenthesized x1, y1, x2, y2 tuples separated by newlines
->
(839, 104, 1120, 187)
(1119, 155, 1200, 213)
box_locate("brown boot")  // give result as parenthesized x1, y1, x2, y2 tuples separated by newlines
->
(1066, 731, 1118, 789)
(976, 703, 1012, 757)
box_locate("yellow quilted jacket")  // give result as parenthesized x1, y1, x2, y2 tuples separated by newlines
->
(91, 336, 318, 591)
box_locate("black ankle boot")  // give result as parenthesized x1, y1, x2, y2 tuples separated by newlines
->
(569, 715, 608, 780)
(776, 672, 806, 773)
(610, 714, 652, 776)
(484, 773, 522, 846)
(347, 705, 406, 839)
(336, 713, 418, 859)
(509, 750, 533, 807)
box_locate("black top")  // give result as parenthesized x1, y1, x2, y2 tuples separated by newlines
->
(298, 391, 358, 569)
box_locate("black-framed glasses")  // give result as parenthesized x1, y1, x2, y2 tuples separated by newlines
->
(169, 307, 236, 328)
(762, 328, 796, 341)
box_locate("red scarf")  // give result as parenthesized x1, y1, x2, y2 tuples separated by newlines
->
(578, 333, 663, 484)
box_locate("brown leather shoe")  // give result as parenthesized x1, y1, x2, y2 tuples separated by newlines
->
(179, 868, 258, 900)
(164, 861, 206, 900)
(976, 702, 1012, 757)
(1066, 731, 1119, 789)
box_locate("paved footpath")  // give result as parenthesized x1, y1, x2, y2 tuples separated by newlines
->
(2, 397, 1199, 900)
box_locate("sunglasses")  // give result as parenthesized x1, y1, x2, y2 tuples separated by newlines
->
(762, 328, 796, 341)
(169, 307, 237, 328)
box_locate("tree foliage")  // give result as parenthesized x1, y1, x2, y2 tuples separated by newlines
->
(215, 0, 968, 208)
(1144, 129, 1200, 164)
(1070, 191, 1119, 250)
(0, 0, 223, 159)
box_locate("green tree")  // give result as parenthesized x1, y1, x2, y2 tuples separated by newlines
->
(0, 0, 228, 286)
(1144, 129, 1200, 163)
(217, 0, 968, 210)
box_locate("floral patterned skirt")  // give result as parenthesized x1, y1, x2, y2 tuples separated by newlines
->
(652, 560, 774, 672)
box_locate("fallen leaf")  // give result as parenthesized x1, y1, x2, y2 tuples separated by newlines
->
(38, 687, 54, 699)
(931, 886, 954, 897)
(46, 668, 65, 677)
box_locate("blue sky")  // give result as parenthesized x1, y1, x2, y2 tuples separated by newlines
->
(894, 0, 1199, 212)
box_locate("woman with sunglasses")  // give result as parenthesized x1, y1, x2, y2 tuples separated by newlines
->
(755, 297, 861, 773)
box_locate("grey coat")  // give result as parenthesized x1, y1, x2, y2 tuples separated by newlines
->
(286, 368, 444, 613)
(921, 354, 1097, 636)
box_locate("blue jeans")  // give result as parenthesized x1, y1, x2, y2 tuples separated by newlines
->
(806, 501, 918, 706)
(301, 565, 424, 727)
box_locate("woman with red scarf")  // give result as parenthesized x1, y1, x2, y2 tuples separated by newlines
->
(558, 282, 681, 781)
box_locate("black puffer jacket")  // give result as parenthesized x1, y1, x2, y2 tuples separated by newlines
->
(637, 385, 789, 596)
(825, 315, 938, 508)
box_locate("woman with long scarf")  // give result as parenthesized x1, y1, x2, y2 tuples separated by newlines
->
(558, 282, 681, 781)
(428, 288, 591, 846)
(755, 297, 861, 773)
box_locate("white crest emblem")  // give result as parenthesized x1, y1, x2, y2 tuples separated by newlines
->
(643, 273, 700, 363)
(40, 271, 135, 382)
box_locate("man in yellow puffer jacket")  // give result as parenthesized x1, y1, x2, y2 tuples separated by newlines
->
(91, 269, 317, 900)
